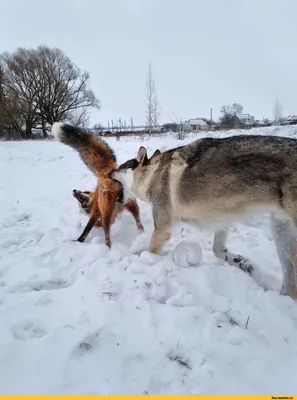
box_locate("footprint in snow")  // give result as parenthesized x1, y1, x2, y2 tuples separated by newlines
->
(10, 321, 46, 341)
(9, 278, 75, 294)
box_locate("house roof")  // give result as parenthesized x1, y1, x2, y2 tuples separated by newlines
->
(185, 118, 208, 126)
(237, 113, 254, 122)
(287, 115, 297, 121)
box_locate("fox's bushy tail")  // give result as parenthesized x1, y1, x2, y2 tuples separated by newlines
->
(52, 122, 117, 175)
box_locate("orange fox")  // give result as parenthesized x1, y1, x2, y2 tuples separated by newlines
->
(52, 122, 143, 247)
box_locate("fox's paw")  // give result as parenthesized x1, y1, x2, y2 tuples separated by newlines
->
(137, 223, 144, 232)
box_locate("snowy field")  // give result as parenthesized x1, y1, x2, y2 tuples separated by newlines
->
(1, 125, 297, 395)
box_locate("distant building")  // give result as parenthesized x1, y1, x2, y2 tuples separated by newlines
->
(280, 115, 297, 125)
(162, 123, 179, 132)
(236, 113, 255, 125)
(219, 113, 255, 128)
(184, 118, 212, 131)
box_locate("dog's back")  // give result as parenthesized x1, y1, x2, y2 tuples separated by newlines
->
(174, 135, 297, 223)
(133, 135, 297, 226)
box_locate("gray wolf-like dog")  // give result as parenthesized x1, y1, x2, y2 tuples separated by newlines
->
(112, 134, 297, 299)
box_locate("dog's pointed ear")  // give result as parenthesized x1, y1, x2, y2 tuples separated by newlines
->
(151, 149, 161, 161)
(137, 146, 147, 164)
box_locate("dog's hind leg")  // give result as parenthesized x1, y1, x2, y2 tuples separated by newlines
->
(270, 212, 297, 298)
(125, 200, 144, 231)
(212, 228, 253, 275)
(76, 211, 101, 243)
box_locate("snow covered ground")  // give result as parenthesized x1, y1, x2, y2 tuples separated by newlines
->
(1, 125, 297, 395)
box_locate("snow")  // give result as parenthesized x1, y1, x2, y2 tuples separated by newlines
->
(172, 241, 203, 269)
(1, 125, 297, 395)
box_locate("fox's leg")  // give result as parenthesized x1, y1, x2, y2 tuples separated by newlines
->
(101, 212, 112, 248)
(125, 200, 144, 231)
(212, 228, 253, 275)
(148, 206, 171, 254)
(76, 211, 101, 243)
(100, 194, 117, 248)
(270, 213, 297, 298)
(94, 219, 102, 228)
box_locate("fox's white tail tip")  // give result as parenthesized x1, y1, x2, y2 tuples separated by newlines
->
(51, 122, 64, 140)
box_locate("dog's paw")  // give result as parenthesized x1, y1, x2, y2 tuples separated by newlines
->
(232, 255, 254, 275)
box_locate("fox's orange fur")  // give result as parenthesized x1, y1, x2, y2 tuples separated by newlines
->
(52, 122, 143, 247)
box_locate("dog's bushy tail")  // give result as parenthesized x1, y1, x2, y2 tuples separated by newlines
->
(52, 122, 117, 175)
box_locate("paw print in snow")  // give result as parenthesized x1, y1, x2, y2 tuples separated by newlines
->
(10, 320, 46, 341)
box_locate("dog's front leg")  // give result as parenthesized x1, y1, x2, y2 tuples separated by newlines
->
(148, 206, 172, 254)
(212, 228, 253, 275)
(76, 211, 100, 243)
(149, 227, 171, 254)
(270, 213, 297, 298)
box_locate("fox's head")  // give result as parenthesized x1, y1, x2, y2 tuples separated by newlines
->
(72, 189, 93, 216)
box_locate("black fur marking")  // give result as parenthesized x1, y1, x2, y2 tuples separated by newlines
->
(233, 256, 242, 263)
(82, 205, 91, 214)
(76, 211, 100, 243)
(164, 145, 184, 154)
(278, 178, 285, 208)
(118, 158, 139, 170)
(186, 139, 219, 168)
(113, 179, 124, 203)
(232, 255, 253, 275)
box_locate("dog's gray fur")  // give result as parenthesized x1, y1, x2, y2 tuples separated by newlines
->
(113, 135, 297, 299)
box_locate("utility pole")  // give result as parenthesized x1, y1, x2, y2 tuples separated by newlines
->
(210, 108, 213, 130)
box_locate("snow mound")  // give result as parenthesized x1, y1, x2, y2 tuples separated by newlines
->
(172, 240, 203, 268)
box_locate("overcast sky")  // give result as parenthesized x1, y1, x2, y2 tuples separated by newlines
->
(1, 0, 296, 126)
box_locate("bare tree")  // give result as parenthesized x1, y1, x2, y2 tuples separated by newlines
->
(68, 109, 90, 129)
(169, 110, 185, 140)
(152, 91, 161, 128)
(35, 46, 99, 131)
(220, 103, 243, 118)
(1, 49, 41, 137)
(0, 58, 25, 139)
(0, 45, 99, 138)
(145, 61, 160, 135)
(219, 103, 243, 126)
(273, 97, 283, 126)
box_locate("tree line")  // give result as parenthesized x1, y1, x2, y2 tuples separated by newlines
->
(0, 45, 285, 140)
(0, 45, 99, 139)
